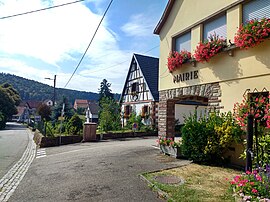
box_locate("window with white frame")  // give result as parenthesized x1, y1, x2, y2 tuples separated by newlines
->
(203, 14, 227, 41)
(243, 0, 270, 23)
(174, 32, 191, 52)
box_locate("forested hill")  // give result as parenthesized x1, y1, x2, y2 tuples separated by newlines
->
(0, 73, 120, 103)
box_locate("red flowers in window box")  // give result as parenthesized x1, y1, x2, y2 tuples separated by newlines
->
(234, 18, 270, 49)
(194, 34, 226, 63)
(167, 50, 191, 72)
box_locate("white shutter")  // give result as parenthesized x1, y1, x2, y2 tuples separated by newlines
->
(243, 0, 270, 23)
(175, 32, 191, 52)
(203, 15, 227, 40)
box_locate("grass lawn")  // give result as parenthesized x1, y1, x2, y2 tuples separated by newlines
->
(143, 163, 242, 202)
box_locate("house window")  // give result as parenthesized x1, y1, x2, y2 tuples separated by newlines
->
(131, 82, 139, 94)
(203, 14, 226, 41)
(124, 105, 132, 117)
(141, 106, 149, 117)
(174, 32, 191, 52)
(243, 0, 270, 23)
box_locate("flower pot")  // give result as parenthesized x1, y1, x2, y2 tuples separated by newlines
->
(160, 145, 182, 158)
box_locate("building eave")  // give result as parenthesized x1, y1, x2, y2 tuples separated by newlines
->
(154, 0, 176, 35)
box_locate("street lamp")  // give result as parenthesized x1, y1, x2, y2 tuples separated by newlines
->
(45, 75, 56, 106)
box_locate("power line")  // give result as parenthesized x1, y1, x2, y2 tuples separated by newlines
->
(64, 0, 114, 88)
(86, 45, 160, 74)
(0, 0, 86, 20)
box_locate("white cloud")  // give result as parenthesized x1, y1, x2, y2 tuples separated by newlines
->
(121, 13, 155, 37)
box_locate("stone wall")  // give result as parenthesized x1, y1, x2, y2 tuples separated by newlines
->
(158, 82, 223, 137)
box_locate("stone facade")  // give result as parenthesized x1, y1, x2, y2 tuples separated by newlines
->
(158, 82, 223, 137)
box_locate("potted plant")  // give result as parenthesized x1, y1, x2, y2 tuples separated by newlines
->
(157, 136, 182, 158)
(167, 50, 192, 72)
(234, 18, 270, 49)
(194, 33, 226, 63)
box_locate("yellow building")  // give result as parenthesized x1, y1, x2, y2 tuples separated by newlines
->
(154, 0, 270, 137)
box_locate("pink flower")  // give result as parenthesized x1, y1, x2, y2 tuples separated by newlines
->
(252, 188, 258, 194)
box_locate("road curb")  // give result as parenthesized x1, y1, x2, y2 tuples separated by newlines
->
(0, 129, 36, 202)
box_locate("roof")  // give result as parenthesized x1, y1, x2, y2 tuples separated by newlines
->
(88, 102, 99, 115)
(154, 0, 175, 35)
(15, 106, 26, 116)
(74, 99, 89, 109)
(74, 99, 88, 104)
(25, 101, 42, 109)
(128, 54, 159, 101)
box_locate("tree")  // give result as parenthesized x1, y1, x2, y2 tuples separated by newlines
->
(1, 83, 21, 106)
(99, 97, 121, 132)
(51, 97, 74, 123)
(67, 114, 83, 135)
(98, 79, 114, 101)
(0, 87, 17, 121)
(37, 103, 52, 122)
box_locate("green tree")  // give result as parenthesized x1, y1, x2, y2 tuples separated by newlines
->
(67, 114, 83, 135)
(1, 83, 21, 106)
(0, 87, 17, 122)
(98, 79, 114, 101)
(0, 112, 5, 129)
(51, 97, 74, 122)
(99, 97, 121, 132)
(37, 103, 52, 121)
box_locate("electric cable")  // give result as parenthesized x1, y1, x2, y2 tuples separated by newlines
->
(0, 0, 86, 20)
(64, 0, 114, 88)
(86, 44, 159, 74)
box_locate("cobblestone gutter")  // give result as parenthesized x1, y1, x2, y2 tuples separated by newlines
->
(0, 130, 36, 202)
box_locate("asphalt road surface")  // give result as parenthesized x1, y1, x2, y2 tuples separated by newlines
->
(0, 122, 29, 179)
(9, 136, 190, 202)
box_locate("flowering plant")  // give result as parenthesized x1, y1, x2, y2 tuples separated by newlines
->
(167, 50, 191, 72)
(194, 33, 226, 63)
(234, 18, 270, 49)
(233, 95, 270, 129)
(157, 136, 181, 148)
(229, 166, 270, 201)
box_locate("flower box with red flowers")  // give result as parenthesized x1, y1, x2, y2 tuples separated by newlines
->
(167, 50, 192, 72)
(194, 33, 227, 63)
(234, 18, 270, 49)
(157, 136, 182, 158)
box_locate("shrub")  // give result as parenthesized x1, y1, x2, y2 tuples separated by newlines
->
(0, 111, 6, 130)
(181, 111, 244, 163)
(67, 114, 83, 135)
(234, 18, 270, 49)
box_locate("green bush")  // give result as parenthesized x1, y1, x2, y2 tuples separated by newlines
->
(67, 114, 83, 135)
(181, 111, 244, 164)
(0, 112, 6, 129)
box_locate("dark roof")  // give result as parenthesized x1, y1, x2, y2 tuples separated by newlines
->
(154, 0, 175, 35)
(134, 54, 159, 101)
(88, 102, 99, 114)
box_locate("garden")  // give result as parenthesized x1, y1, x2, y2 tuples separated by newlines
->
(155, 91, 270, 201)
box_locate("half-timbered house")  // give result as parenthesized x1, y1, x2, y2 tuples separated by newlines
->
(120, 54, 159, 127)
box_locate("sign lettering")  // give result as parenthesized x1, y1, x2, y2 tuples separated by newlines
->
(173, 70, 199, 83)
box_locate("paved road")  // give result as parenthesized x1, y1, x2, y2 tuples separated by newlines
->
(0, 123, 29, 179)
(9, 137, 190, 202)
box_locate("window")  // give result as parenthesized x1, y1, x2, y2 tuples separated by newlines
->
(141, 106, 149, 117)
(174, 32, 191, 52)
(131, 82, 139, 93)
(203, 15, 226, 40)
(243, 0, 270, 23)
(124, 105, 132, 117)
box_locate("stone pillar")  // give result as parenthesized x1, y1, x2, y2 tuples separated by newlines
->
(158, 99, 175, 139)
(83, 122, 97, 142)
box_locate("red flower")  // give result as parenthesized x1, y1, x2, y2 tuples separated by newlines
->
(167, 50, 191, 72)
(234, 18, 270, 49)
(194, 33, 226, 63)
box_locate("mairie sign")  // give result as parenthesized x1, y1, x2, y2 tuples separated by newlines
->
(173, 70, 199, 83)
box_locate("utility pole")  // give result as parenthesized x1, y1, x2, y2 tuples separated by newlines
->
(45, 75, 57, 106)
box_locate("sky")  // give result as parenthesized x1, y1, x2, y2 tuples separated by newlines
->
(0, 0, 167, 94)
